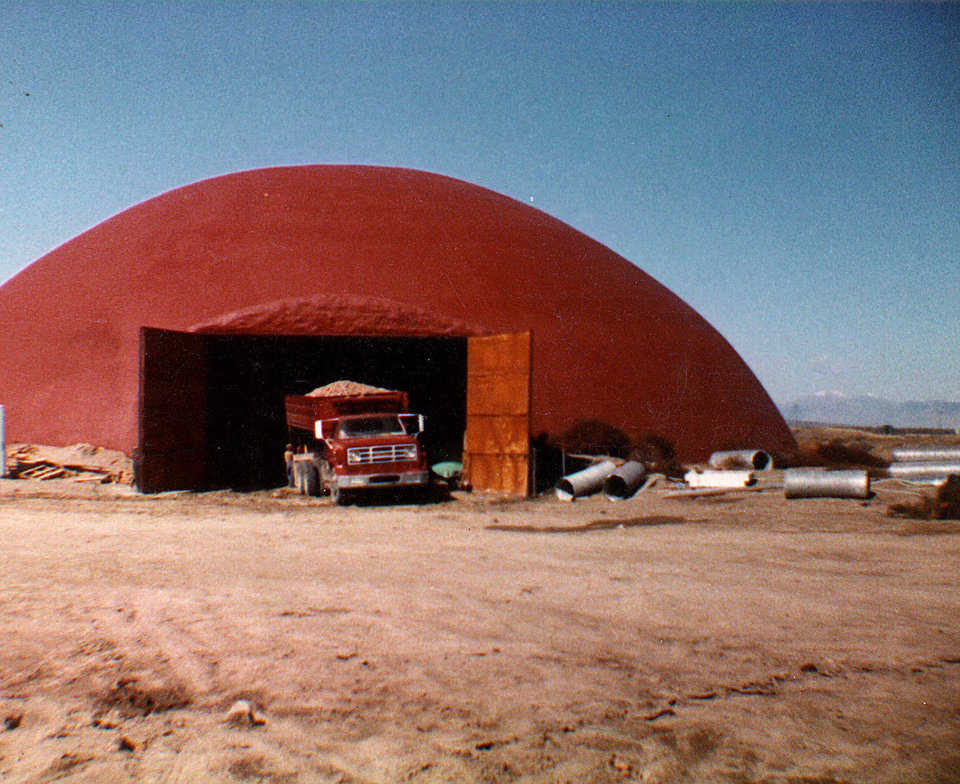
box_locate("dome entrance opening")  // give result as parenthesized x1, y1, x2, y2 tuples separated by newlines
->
(137, 329, 468, 492)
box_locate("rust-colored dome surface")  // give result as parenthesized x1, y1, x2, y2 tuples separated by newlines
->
(0, 165, 794, 460)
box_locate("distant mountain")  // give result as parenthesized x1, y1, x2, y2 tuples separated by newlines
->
(778, 393, 960, 430)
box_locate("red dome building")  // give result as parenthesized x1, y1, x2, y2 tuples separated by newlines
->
(0, 166, 794, 492)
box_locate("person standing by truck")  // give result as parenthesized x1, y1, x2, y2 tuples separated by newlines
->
(284, 443, 295, 487)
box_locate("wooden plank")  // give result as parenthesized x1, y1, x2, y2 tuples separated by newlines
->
(27, 465, 67, 480)
(19, 463, 52, 478)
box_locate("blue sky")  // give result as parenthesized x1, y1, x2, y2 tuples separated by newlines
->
(1, 1, 958, 404)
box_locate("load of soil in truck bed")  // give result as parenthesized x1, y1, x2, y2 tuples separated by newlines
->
(306, 380, 392, 397)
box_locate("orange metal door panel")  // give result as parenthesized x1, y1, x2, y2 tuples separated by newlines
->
(467, 331, 531, 374)
(463, 332, 531, 496)
(466, 372, 530, 416)
(466, 454, 529, 496)
(463, 416, 528, 455)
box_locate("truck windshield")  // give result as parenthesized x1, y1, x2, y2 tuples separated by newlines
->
(338, 415, 406, 438)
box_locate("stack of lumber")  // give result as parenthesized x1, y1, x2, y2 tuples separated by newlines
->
(12, 459, 76, 481)
(5, 443, 133, 484)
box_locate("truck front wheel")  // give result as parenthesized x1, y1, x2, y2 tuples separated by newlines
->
(331, 484, 351, 506)
(293, 461, 305, 494)
(303, 464, 320, 496)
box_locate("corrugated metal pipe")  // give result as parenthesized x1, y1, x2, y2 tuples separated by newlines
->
(684, 469, 755, 489)
(708, 450, 773, 471)
(784, 468, 870, 499)
(887, 462, 960, 484)
(603, 461, 646, 500)
(555, 460, 617, 501)
(891, 446, 960, 463)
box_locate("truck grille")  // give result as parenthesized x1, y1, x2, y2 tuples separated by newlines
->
(347, 444, 418, 465)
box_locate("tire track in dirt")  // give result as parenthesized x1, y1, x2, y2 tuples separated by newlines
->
(636, 654, 960, 722)
(83, 588, 219, 711)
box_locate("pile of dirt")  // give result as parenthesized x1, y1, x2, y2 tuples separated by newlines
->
(888, 474, 960, 520)
(790, 428, 888, 469)
(630, 433, 685, 477)
(306, 380, 392, 397)
(558, 419, 632, 456)
(98, 677, 191, 717)
(800, 439, 888, 469)
(791, 425, 960, 467)
(934, 476, 960, 519)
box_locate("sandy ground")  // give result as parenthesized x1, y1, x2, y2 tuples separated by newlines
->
(0, 476, 958, 783)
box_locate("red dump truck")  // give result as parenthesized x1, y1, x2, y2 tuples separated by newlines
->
(284, 381, 430, 505)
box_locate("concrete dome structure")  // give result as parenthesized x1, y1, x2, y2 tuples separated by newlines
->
(0, 165, 794, 491)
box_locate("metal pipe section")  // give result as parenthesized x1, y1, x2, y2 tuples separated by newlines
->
(784, 468, 870, 499)
(708, 450, 773, 471)
(891, 447, 960, 463)
(684, 469, 755, 489)
(603, 461, 646, 500)
(887, 462, 960, 483)
(555, 460, 617, 501)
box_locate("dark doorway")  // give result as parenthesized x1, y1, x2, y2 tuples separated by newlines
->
(138, 329, 467, 492)
(138, 328, 209, 493)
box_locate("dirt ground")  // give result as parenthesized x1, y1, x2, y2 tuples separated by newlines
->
(1, 461, 959, 782)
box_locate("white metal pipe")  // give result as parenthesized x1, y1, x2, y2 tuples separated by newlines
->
(708, 450, 773, 471)
(603, 461, 646, 500)
(684, 469, 755, 489)
(555, 460, 617, 501)
(784, 468, 870, 499)
(887, 462, 960, 482)
(891, 447, 960, 463)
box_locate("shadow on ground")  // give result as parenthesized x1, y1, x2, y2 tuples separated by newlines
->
(485, 515, 704, 534)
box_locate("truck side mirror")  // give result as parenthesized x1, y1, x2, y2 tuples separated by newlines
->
(418, 414, 425, 432)
(400, 414, 424, 435)
(315, 420, 335, 440)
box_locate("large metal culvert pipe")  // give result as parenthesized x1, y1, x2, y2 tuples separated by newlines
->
(555, 460, 617, 501)
(891, 447, 960, 463)
(603, 461, 646, 500)
(784, 468, 870, 499)
(708, 450, 773, 471)
(887, 462, 960, 483)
